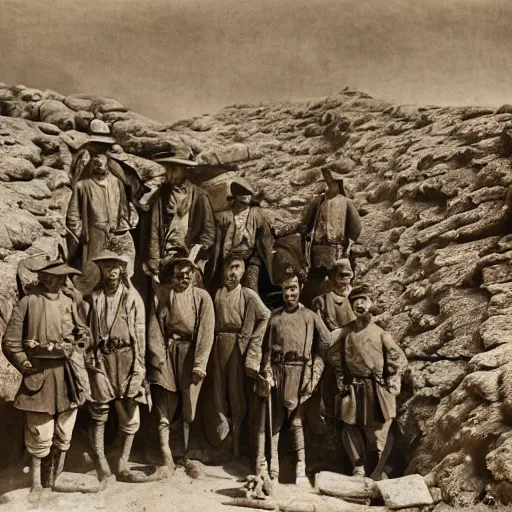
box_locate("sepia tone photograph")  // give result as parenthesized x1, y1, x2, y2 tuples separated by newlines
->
(0, 0, 511, 510)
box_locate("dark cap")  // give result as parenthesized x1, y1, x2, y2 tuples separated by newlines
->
(348, 284, 373, 302)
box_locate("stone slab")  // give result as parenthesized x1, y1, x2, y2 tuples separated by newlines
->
(376, 474, 433, 509)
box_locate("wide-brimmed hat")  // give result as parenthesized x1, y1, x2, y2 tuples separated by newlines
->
(348, 284, 373, 302)
(92, 250, 130, 266)
(32, 258, 82, 276)
(152, 150, 199, 167)
(331, 258, 353, 276)
(81, 119, 116, 147)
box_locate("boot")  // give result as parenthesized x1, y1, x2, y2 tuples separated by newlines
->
(89, 423, 112, 483)
(269, 433, 279, 481)
(295, 449, 308, 486)
(117, 433, 134, 478)
(53, 448, 67, 485)
(158, 423, 175, 473)
(183, 421, 190, 453)
(41, 450, 55, 488)
(232, 427, 240, 459)
(30, 456, 43, 494)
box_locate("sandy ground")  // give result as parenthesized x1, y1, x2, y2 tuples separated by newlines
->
(0, 460, 386, 512)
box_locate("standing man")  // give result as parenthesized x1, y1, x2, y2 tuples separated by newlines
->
(66, 120, 138, 294)
(213, 178, 275, 292)
(2, 257, 88, 493)
(333, 285, 407, 479)
(258, 267, 331, 485)
(204, 253, 270, 458)
(85, 250, 146, 485)
(146, 255, 215, 475)
(302, 167, 362, 286)
(147, 152, 216, 284)
(310, 258, 356, 428)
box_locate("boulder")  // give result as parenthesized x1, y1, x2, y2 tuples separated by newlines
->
(315, 471, 379, 500)
(376, 474, 433, 509)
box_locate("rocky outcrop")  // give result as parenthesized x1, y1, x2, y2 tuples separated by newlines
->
(1, 83, 512, 507)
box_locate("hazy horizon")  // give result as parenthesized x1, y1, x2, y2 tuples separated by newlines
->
(1, 0, 512, 122)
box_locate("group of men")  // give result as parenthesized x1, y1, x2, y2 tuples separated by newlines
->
(1, 119, 408, 494)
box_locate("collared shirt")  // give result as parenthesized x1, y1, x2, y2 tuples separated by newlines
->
(215, 285, 245, 329)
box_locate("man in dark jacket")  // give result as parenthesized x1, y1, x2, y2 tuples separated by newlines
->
(2, 258, 88, 493)
(85, 250, 146, 485)
(147, 153, 216, 285)
(213, 178, 275, 292)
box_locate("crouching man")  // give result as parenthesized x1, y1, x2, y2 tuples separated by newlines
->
(147, 256, 215, 476)
(2, 258, 88, 493)
(333, 284, 407, 479)
(258, 266, 331, 485)
(85, 250, 146, 485)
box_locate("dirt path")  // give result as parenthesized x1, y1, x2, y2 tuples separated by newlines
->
(0, 461, 383, 512)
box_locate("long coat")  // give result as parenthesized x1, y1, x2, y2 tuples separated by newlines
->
(85, 283, 146, 404)
(204, 286, 270, 446)
(212, 206, 275, 286)
(331, 320, 407, 426)
(148, 182, 216, 275)
(146, 284, 215, 422)
(2, 288, 90, 414)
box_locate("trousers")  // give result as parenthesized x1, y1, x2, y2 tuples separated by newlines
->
(88, 399, 140, 435)
(25, 409, 78, 459)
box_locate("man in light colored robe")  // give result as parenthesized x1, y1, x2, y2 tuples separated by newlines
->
(203, 254, 270, 459)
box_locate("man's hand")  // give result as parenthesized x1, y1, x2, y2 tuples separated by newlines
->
(386, 380, 400, 395)
(191, 369, 205, 385)
(21, 360, 38, 375)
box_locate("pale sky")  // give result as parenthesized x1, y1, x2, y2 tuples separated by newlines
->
(1, 0, 512, 121)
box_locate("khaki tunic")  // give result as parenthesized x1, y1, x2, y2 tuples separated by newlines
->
(86, 284, 146, 404)
(2, 289, 90, 414)
(204, 286, 270, 446)
(147, 284, 215, 423)
(260, 305, 331, 433)
(332, 320, 407, 426)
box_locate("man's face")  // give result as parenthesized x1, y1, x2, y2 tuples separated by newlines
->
(99, 261, 123, 286)
(331, 270, 352, 295)
(165, 165, 186, 186)
(91, 154, 109, 177)
(281, 276, 301, 309)
(39, 272, 67, 293)
(326, 179, 340, 196)
(351, 296, 372, 317)
(234, 195, 252, 206)
(224, 259, 245, 289)
(172, 263, 194, 292)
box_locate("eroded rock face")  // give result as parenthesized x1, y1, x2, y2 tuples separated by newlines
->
(1, 83, 512, 506)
